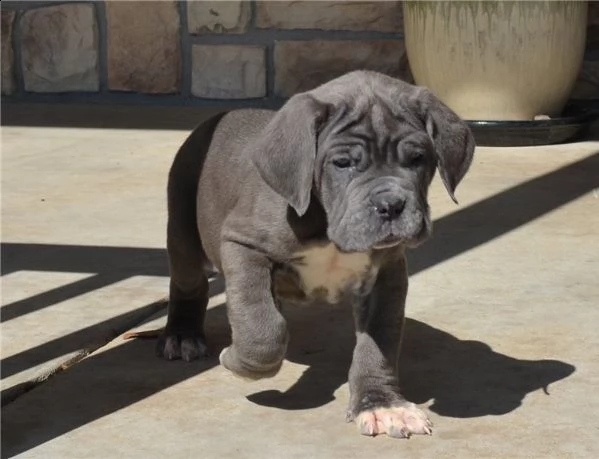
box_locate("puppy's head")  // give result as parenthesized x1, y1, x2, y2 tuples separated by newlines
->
(251, 71, 475, 253)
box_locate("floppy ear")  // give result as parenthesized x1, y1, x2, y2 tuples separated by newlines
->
(250, 94, 328, 216)
(416, 88, 476, 203)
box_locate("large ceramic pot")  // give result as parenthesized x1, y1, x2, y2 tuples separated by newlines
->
(403, 1, 588, 121)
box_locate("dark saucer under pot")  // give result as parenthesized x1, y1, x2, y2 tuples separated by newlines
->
(466, 101, 599, 147)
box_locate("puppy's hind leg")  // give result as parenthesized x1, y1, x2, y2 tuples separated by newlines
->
(158, 256, 210, 362)
(157, 116, 224, 362)
(159, 193, 211, 361)
(158, 199, 211, 361)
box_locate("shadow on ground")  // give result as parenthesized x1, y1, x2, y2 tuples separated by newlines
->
(1, 104, 234, 130)
(2, 151, 597, 456)
(248, 308, 575, 418)
(0, 244, 170, 384)
(1, 300, 575, 458)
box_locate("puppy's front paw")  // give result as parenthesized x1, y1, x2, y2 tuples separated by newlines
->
(156, 333, 208, 362)
(355, 403, 432, 439)
(219, 346, 283, 381)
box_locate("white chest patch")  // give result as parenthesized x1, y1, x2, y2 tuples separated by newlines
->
(290, 243, 374, 303)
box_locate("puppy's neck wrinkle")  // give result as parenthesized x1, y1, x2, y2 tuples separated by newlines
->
(287, 196, 328, 243)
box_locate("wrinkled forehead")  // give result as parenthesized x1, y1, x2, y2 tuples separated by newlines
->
(322, 98, 429, 148)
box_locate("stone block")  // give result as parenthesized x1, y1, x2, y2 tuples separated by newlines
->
(21, 4, 99, 93)
(256, 1, 402, 33)
(274, 40, 405, 97)
(188, 1, 250, 34)
(1, 11, 15, 95)
(191, 45, 266, 99)
(107, 1, 181, 93)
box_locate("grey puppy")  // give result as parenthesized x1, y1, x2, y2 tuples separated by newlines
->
(159, 70, 475, 438)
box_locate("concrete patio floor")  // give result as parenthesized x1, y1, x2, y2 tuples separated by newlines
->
(1, 105, 598, 458)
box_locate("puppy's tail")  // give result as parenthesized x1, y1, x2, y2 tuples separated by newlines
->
(166, 112, 227, 275)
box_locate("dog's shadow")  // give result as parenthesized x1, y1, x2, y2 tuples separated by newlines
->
(246, 305, 575, 418)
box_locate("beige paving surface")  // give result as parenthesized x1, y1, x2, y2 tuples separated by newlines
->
(1, 123, 187, 402)
(1, 106, 598, 458)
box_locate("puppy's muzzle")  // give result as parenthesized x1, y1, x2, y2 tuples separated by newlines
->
(371, 190, 406, 221)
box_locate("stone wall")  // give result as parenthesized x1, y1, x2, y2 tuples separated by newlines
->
(0, 0, 407, 106)
(1, 0, 598, 106)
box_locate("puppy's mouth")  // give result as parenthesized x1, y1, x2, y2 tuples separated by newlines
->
(371, 216, 430, 250)
(372, 235, 403, 250)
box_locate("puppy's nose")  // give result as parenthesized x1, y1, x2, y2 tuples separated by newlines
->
(372, 192, 406, 221)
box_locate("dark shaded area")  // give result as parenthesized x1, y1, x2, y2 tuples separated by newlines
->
(248, 304, 355, 410)
(0, 273, 223, 381)
(399, 320, 575, 417)
(0, 307, 575, 458)
(1, 244, 168, 277)
(0, 298, 169, 407)
(2, 102, 598, 134)
(3, 149, 597, 456)
(1, 104, 248, 131)
(2, 151, 596, 376)
(1, 272, 127, 322)
(1, 301, 230, 459)
(0, 243, 168, 323)
(1, 300, 167, 380)
(248, 315, 575, 419)
(408, 150, 599, 275)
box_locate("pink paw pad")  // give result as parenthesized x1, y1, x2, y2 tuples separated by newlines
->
(355, 403, 432, 439)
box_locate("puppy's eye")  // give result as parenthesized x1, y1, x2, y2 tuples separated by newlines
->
(332, 156, 353, 169)
(408, 151, 425, 167)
